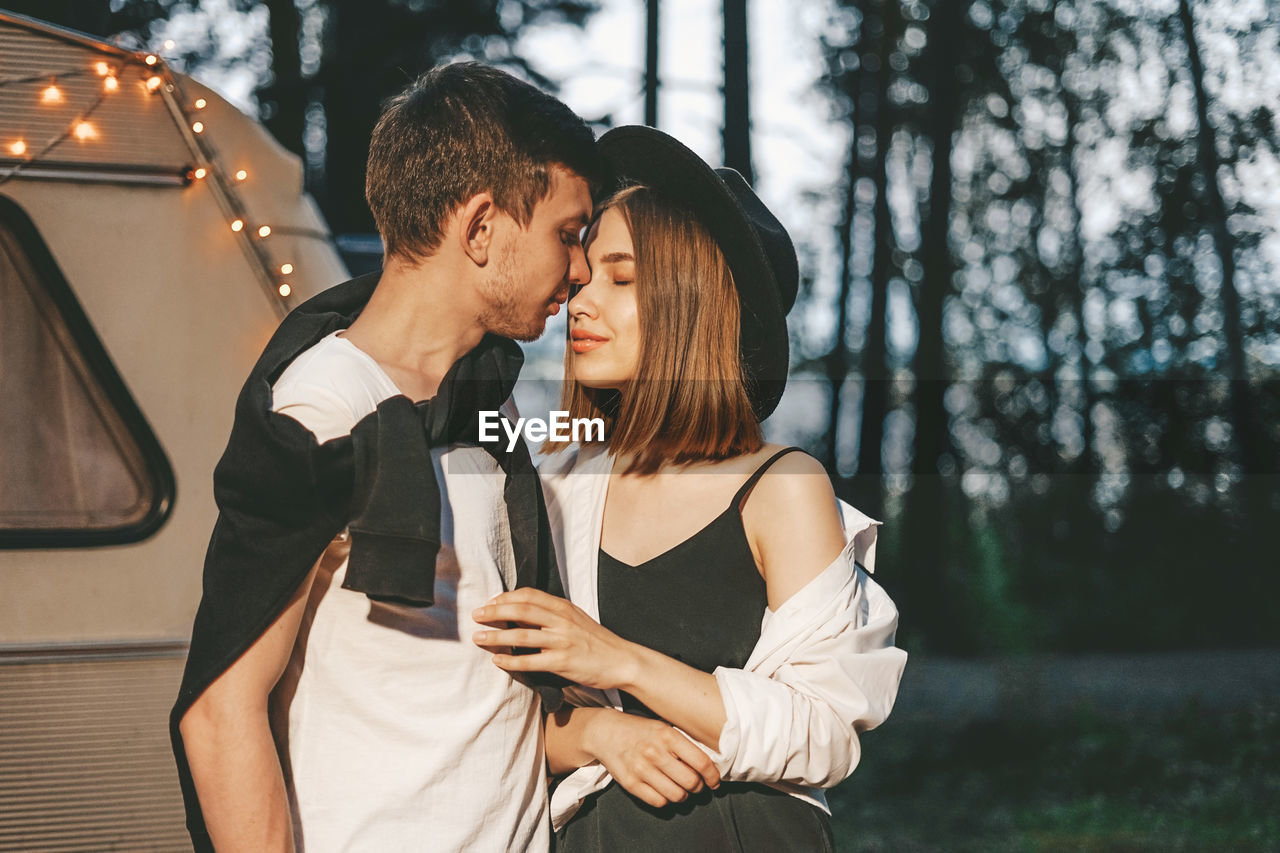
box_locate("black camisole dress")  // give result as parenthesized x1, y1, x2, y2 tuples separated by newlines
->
(555, 448, 836, 853)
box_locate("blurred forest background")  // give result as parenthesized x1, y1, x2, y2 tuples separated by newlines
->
(6, 0, 1277, 847)
(10, 0, 1277, 657)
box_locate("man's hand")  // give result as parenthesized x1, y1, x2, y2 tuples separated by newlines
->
(552, 706, 722, 809)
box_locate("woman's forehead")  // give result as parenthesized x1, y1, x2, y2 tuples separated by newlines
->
(585, 207, 632, 258)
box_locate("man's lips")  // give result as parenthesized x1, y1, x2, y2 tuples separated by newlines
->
(570, 329, 607, 353)
(546, 288, 570, 316)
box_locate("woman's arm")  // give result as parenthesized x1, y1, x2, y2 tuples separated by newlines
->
(543, 705, 721, 806)
(473, 452, 850, 753)
(472, 590, 729, 748)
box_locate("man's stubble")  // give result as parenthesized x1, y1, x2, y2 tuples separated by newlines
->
(476, 244, 549, 343)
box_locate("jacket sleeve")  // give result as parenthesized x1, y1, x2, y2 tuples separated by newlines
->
(705, 508, 908, 788)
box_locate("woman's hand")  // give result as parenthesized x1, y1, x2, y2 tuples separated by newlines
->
(471, 588, 641, 691)
(574, 708, 721, 808)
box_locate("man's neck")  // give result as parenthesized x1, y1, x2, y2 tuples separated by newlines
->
(342, 255, 486, 402)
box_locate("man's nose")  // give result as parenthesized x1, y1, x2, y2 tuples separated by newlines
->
(566, 244, 590, 286)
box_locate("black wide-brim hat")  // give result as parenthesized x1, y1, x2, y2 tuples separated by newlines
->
(597, 125, 798, 421)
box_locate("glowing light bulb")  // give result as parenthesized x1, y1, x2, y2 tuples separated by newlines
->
(104, 76, 119, 92)
(8, 140, 26, 156)
(257, 225, 271, 238)
(195, 98, 207, 109)
(192, 121, 204, 134)
(42, 84, 62, 104)
(145, 54, 158, 66)
(163, 40, 176, 51)
(146, 76, 162, 92)
(278, 283, 292, 297)
(73, 122, 97, 141)
(231, 219, 244, 232)
(94, 62, 110, 76)
(235, 169, 248, 181)
(192, 167, 207, 180)
(280, 263, 294, 275)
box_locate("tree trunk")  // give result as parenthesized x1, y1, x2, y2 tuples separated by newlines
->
(901, 0, 964, 651)
(1060, 82, 1094, 475)
(856, 0, 897, 513)
(645, 0, 660, 127)
(1178, 0, 1261, 474)
(318, 0, 382, 235)
(260, 0, 307, 159)
(824, 148, 858, 475)
(722, 0, 753, 183)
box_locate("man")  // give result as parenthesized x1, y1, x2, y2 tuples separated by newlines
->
(171, 63, 598, 852)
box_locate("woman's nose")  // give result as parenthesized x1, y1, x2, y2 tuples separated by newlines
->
(568, 280, 598, 318)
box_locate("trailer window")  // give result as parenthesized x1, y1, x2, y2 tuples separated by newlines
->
(0, 198, 173, 547)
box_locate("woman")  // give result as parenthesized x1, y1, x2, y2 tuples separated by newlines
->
(472, 126, 906, 851)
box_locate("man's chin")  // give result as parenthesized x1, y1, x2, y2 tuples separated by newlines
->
(492, 316, 549, 343)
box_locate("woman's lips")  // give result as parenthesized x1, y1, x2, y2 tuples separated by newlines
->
(571, 330, 607, 354)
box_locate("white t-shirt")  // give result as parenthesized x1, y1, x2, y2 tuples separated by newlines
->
(267, 331, 549, 853)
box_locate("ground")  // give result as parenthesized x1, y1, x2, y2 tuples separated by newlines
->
(826, 701, 1280, 852)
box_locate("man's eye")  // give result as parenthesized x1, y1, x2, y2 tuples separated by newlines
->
(561, 231, 581, 246)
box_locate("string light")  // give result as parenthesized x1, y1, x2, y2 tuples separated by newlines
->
(8, 55, 301, 304)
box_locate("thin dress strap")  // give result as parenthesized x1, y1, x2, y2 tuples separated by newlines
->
(730, 446, 807, 509)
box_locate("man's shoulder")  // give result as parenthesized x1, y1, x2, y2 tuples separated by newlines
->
(271, 333, 401, 442)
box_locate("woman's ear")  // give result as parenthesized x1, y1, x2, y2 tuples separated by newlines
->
(459, 192, 497, 266)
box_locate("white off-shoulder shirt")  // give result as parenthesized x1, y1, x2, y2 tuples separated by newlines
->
(538, 443, 908, 830)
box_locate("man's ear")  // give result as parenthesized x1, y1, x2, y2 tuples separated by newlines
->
(459, 192, 498, 266)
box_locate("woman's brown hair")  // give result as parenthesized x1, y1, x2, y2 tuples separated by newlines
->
(548, 184, 763, 473)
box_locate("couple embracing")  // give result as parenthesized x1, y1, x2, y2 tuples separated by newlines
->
(171, 62, 907, 853)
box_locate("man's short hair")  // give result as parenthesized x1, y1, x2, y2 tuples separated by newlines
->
(366, 62, 601, 261)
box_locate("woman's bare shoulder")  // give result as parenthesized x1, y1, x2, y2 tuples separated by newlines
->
(740, 446, 844, 605)
(752, 445, 836, 500)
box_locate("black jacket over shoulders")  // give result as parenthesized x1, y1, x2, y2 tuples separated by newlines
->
(169, 272, 560, 851)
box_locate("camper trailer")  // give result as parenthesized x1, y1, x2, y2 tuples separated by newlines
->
(1, 12, 348, 849)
